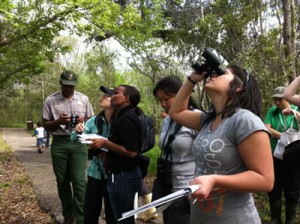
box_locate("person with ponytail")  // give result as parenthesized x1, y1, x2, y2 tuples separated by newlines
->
(169, 66, 274, 224)
(152, 75, 198, 224)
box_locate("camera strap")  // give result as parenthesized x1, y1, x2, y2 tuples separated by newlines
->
(94, 111, 106, 135)
(161, 119, 181, 162)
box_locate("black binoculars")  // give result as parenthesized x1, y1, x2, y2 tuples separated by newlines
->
(192, 48, 225, 78)
(65, 114, 79, 130)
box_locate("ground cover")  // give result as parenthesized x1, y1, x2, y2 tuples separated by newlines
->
(0, 131, 55, 224)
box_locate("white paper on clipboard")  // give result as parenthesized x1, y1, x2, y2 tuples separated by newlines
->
(78, 133, 107, 140)
(77, 134, 108, 152)
(118, 184, 200, 221)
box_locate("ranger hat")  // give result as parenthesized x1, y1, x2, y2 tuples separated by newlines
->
(60, 70, 77, 86)
(99, 86, 114, 96)
(272, 86, 286, 98)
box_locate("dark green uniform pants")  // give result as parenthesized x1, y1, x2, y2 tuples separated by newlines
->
(51, 136, 87, 224)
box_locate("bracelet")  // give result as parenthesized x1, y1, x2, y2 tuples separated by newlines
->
(187, 76, 197, 85)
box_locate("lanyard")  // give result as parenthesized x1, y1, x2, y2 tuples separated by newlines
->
(278, 110, 297, 131)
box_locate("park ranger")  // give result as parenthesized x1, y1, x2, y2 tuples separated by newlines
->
(42, 70, 94, 224)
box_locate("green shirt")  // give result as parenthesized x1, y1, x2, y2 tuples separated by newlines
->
(71, 114, 110, 179)
(264, 105, 299, 152)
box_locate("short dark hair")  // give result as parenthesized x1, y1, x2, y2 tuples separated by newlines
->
(120, 85, 140, 107)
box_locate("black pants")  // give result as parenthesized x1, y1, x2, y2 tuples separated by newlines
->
(84, 176, 116, 224)
(163, 196, 191, 224)
(268, 157, 300, 205)
(269, 157, 300, 202)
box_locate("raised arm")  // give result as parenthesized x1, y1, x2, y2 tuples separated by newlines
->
(169, 71, 204, 131)
(283, 76, 300, 106)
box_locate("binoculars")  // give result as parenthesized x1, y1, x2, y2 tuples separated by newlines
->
(65, 114, 79, 130)
(192, 48, 225, 78)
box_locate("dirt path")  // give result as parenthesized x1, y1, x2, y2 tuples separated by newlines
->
(2, 128, 64, 223)
(1, 128, 162, 224)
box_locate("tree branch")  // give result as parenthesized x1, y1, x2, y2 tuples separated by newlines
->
(0, 6, 78, 47)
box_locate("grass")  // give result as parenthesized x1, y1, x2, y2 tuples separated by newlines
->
(255, 193, 300, 223)
(0, 122, 26, 128)
(144, 144, 160, 175)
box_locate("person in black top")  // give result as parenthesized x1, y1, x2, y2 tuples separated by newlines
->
(88, 84, 142, 224)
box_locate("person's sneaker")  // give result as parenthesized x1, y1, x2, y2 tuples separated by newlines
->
(38, 149, 43, 154)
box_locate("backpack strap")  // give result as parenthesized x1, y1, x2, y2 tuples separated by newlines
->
(88, 113, 105, 159)
(161, 121, 181, 162)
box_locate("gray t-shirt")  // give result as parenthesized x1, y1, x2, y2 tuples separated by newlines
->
(191, 109, 267, 224)
(159, 115, 197, 191)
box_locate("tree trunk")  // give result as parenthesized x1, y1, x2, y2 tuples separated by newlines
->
(282, 0, 296, 82)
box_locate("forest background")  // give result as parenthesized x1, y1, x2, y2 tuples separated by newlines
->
(0, 0, 299, 130)
(0, 1, 300, 222)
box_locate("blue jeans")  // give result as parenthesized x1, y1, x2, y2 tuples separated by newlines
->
(107, 167, 142, 224)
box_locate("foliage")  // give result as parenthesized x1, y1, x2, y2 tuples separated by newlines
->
(1, 3, 300, 223)
(144, 141, 160, 175)
(0, 1, 73, 87)
(0, 0, 300, 124)
(254, 192, 300, 223)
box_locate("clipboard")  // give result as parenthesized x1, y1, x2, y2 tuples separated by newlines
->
(118, 184, 200, 221)
(77, 133, 108, 152)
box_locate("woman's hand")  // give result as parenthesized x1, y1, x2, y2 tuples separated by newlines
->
(189, 70, 206, 84)
(75, 122, 85, 133)
(161, 111, 168, 118)
(89, 138, 107, 149)
(190, 175, 217, 201)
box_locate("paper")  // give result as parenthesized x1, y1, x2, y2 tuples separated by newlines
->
(78, 133, 107, 144)
(118, 184, 200, 221)
(78, 133, 107, 140)
(78, 134, 109, 152)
